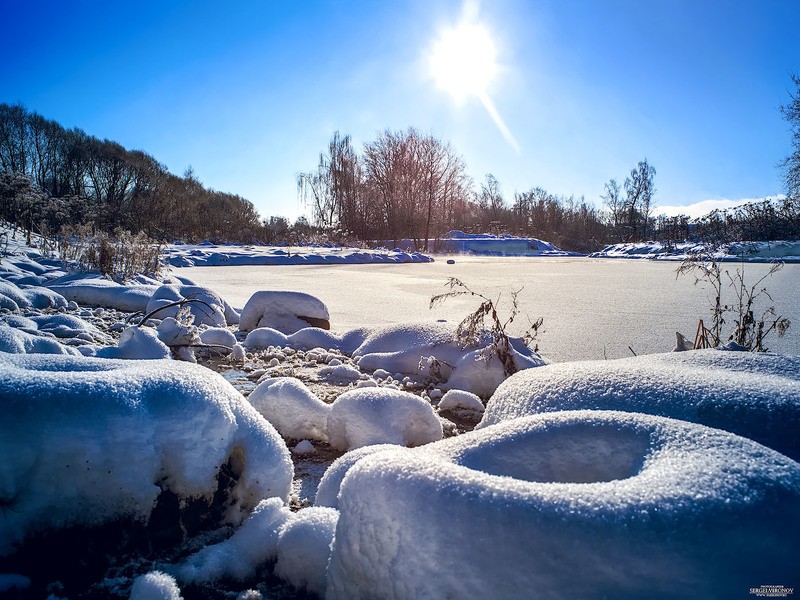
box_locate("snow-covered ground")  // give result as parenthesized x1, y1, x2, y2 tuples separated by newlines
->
(591, 239, 800, 262)
(1, 224, 799, 599)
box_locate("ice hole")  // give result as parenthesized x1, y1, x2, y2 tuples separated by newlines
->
(459, 422, 651, 484)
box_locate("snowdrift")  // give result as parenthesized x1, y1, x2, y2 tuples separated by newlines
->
(0, 353, 293, 556)
(479, 350, 800, 460)
(590, 240, 800, 262)
(326, 410, 800, 599)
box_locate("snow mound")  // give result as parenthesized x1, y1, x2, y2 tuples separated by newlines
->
(129, 571, 183, 600)
(0, 279, 67, 310)
(248, 377, 331, 442)
(243, 327, 290, 350)
(315, 444, 399, 509)
(46, 274, 160, 312)
(275, 507, 339, 597)
(319, 363, 362, 382)
(479, 350, 800, 460)
(327, 388, 443, 451)
(198, 326, 237, 350)
(145, 284, 239, 326)
(95, 326, 172, 359)
(438, 389, 485, 413)
(0, 324, 80, 355)
(326, 410, 800, 599)
(239, 290, 330, 334)
(353, 322, 545, 397)
(0, 353, 293, 556)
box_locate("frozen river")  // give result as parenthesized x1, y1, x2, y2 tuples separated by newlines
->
(179, 257, 800, 363)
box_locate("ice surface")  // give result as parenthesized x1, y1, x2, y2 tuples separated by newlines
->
(0, 353, 292, 555)
(326, 410, 800, 599)
(274, 507, 339, 597)
(327, 388, 443, 451)
(480, 350, 800, 460)
(248, 377, 331, 442)
(239, 290, 330, 334)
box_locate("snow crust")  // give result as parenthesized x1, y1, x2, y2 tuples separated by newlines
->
(239, 290, 330, 334)
(327, 388, 443, 451)
(0, 353, 292, 556)
(326, 410, 800, 599)
(480, 350, 800, 460)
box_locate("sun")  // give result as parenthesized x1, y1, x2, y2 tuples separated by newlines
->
(429, 21, 497, 103)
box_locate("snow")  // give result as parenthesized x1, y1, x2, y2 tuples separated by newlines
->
(326, 410, 800, 599)
(479, 350, 800, 461)
(46, 273, 161, 312)
(95, 325, 172, 359)
(129, 571, 183, 600)
(247, 377, 331, 442)
(0, 323, 81, 355)
(0, 353, 292, 556)
(591, 240, 800, 262)
(327, 387, 443, 451)
(274, 507, 339, 597)
(198, 326, 237, 349)
(314, 444, 400, 509)
(239, 290, 330, 334)
(146, 283, 239, 326)
(171, 497, 291, 584)
(438, 389, 485, 413)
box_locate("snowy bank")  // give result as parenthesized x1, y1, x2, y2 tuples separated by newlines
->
(479, 350, 800, 461)
(383, 230, 577, 256)
(0, 353, 292, 556)
(590, 240, 800, 262)
(326, 410, 800, 599)
(164, 242, 433, 267)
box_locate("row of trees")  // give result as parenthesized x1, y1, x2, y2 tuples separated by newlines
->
(0, 103, 262, 242)
(298, 128, 612, 252)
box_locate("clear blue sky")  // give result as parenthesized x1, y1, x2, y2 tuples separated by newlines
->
(2, 0, 798, 220)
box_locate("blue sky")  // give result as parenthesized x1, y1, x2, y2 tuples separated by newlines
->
(2, 0, 798, 220)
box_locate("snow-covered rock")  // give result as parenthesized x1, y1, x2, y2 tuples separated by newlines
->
(479, 350, 800, 460)
(353, 322, 545, 397)
(326, 410, 800, 599)
(275, 507, 339, 597)
(198, 327, 237, 350)
(247, 377, 331, 442)
(129, 571, 183, 600)
(95, 326, 172, 359)
(438, 389, 485, 413)
(239, 290, 330, 334)
(145, 283, 239, 326)
(327, 388, 443, 451)
(0, 353, 293, 556)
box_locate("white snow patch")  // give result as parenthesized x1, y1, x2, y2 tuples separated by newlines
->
(315, 444, 399, 509)
(438, 389, 485, 413)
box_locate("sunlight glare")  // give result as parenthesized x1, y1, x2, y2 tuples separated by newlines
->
(430, 22, 497, 103)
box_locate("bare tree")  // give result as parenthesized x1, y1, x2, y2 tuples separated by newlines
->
(781, 74, 800, 199)
(623, 159, 656, 240)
